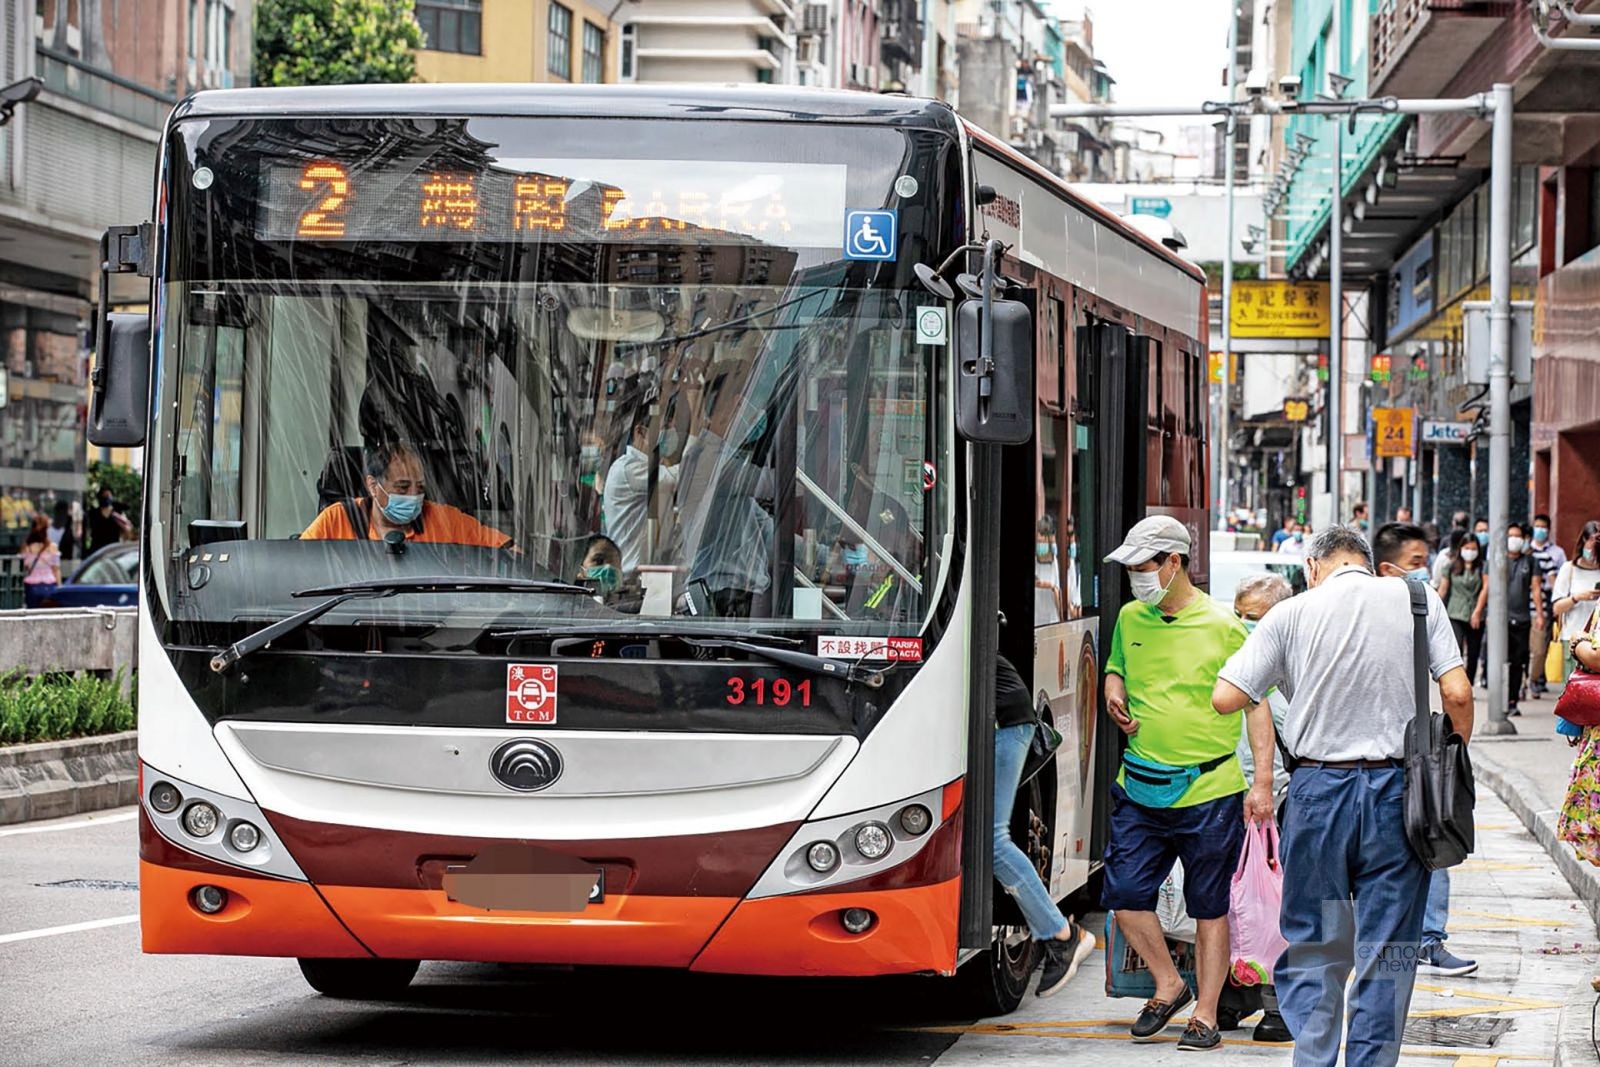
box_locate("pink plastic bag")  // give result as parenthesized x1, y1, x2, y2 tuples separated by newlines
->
(1229, 819, 1289, 986)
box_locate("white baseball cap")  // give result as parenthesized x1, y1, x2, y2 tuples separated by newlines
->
(1104, 515, 1192, 566)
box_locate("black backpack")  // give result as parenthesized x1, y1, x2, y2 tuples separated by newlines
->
(1402, 578, 1475, 870)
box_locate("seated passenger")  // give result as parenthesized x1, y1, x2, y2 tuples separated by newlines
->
(575, 535, 622, 594)
(301, 443, 514, 548)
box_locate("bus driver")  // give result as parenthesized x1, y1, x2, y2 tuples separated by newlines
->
(301, 442, 515, 548)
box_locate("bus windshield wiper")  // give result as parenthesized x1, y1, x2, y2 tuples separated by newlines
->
(208, 576, 599, 675)
(491, 622, 884, 688)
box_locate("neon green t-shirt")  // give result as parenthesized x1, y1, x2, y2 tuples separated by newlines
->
(1106, 590, 1249, 807)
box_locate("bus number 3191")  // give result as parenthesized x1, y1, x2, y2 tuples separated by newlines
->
(725, 677, 812, 707)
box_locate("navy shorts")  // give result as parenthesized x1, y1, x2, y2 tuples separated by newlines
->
(1101, 782, 1245, 921)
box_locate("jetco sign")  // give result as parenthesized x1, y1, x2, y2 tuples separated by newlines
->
(1421, 420, 1474, 445)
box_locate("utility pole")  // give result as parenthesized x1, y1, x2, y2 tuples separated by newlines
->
(1218, 6, 1239, 524)
(1327, 0, 1344, 511)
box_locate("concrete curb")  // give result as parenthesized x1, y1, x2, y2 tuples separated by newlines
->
(1471, 747, 1599, 1066)
(0, 730, 138, 825)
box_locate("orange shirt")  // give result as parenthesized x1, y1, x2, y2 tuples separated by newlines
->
(301, 499, 513, 548)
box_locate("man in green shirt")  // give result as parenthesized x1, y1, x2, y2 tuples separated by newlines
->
(1102, 515, 1276, 1050)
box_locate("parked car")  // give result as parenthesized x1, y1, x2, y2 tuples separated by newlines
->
(32, 542, 138, 608)
(1208, 550, 1307, 606)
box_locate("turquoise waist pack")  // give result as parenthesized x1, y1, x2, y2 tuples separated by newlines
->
(1121, 751, 1233, 808)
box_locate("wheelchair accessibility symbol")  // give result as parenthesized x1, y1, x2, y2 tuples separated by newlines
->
(844, 210, 897, 261)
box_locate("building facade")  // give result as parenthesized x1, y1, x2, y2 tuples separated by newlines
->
(412, 0, 619, 84)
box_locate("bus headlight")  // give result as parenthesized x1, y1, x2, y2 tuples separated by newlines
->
(181, 802, 220, 839)
(229, 821, 261, 853)
(148, 781, 182, 814)
(897, 804, 933, 836)
(192, 885, 227, 914)
(806, 841, 840, 873)
(854, 822, 892, 860)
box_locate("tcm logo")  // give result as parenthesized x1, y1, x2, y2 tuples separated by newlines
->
(489, 738, 564, 793)
(507, 664, 558, 724)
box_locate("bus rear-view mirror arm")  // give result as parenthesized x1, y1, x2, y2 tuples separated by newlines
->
(955, 238, 1034, 445)
(88, 223, 154, 448)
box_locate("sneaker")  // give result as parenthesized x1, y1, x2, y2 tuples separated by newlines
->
(1036, 922, 1094, 998)
(1417, 943, 1478, 977)
(1508, 704, 1521, 718)
(1176, 1019, 1222, 1052)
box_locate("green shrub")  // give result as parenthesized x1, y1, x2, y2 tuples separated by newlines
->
(0, 670, 136, 745)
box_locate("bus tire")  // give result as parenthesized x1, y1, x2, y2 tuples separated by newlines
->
(954, 928, 1037, 1016)
(297, 957, 420, 999)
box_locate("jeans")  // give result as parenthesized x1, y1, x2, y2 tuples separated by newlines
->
(993, 723, 1069, 940)
(1421, 870, 1450, 949)
(1276, 767, 1430, 1067)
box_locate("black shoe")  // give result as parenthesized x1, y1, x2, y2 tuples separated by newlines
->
(1508, 704, 1521, 717)
(1177, 1019, 1222, 1051)
(1036, 922, 1095, 998)
(1215, 1008, 1242, 1032)
(1253, 1012, 1293, 1043)
(1131, 984, 1194, 1041)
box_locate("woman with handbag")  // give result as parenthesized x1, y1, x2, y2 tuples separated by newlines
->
(1555, 614, 1600, 862)
(993, 653, 1094, 997)
(17, 515, 61, 608)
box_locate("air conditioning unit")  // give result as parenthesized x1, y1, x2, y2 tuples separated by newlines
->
(803, 3, 828, 34)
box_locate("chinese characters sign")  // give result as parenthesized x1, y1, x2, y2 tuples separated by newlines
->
(1229, 281, 1332, 339)
(1372, 407, 1414, 459)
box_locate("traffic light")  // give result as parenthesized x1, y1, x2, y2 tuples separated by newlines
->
(1371, 354, 1392, 383)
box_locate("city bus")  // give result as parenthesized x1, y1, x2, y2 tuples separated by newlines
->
(90, 85, 1208, 1013)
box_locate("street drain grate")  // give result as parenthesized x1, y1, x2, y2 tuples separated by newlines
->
(35, 878, 139, 891)
(1402, 1016, 1512, 1048)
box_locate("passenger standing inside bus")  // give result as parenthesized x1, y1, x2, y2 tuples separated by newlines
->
(603, 407, 682, 573)
(1101, 516, 1276, 1051)
(1034, 516, 1063, 625)
(301, 443, 514, 548)
(1214, 526, 1472, 1067)
(993, 652, 1095, 997)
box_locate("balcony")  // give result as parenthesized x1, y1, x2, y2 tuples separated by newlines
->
(880, 0, 924, 69)
(36, 46, 175, 130)
(1369, 0, 1513, 98)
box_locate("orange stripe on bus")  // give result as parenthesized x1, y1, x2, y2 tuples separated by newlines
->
(139, 860, 369, 957)
(690, 877, 961, 977)
(941, 778, 964, 822)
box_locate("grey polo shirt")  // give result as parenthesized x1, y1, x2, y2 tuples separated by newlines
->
(1218, 565, 1464, 762)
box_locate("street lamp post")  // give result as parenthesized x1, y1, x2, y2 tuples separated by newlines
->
(1219, 7, 1239, 525)
(1051, 85, 1518, 734)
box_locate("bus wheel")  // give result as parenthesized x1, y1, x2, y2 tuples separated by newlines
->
(954, 925, 1037, 1016)
(297, 958, 420, 999)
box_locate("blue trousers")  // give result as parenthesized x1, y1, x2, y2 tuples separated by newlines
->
(1276, 767, 1430, 1067)
(1422, 870, 1450, 949)
(993, 723, 1069, 940)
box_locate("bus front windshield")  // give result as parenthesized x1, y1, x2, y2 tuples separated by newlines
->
(151, 115, 959, 635)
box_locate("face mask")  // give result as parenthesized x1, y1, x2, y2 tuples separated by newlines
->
(1508, 536, 1526, 554)
(1068, 542, 1078, 560)
(1240, 617, 1258, 633)
(1534, 527, 1549, 544)
(1293, 531, 1303, 542)
(1475, 531, 1489, 546)
(581, 563, 619, 593)
(1036, 543, 1053, 561)
(1585, 547, 1596, 563)
(842, 544, 869, 567)
(1358, 520, 1370, 531)
(1460, 548, 1479, 563)
(1128, 563, 1174, 606)
(656, 429, 683, 457)
(378, 486, 423, 525)
(1407, 567, 1431, 583)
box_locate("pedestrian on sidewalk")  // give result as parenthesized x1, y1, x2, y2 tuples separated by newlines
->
(1372, 522, 1479, 980)
(992, 652, 1095, 997)
(1222, 572, 1295, 1044)
(1504, 522, 1545, 716)
(17, 515, 61, 609)
(1213, 525, 1474, 1067)
(1556, 619, 1600, 865)
(1530, 514, 1567, 698)
(1439, 530, 1487, 690)
(1101, 516, 1276, 1052)
(1432, 516, 1469, 587)
(1552, 520, 1600, 678)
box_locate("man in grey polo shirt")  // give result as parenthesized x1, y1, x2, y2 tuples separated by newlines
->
(1212, 526, 1473, 1067)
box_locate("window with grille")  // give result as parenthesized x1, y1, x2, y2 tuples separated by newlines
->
(417, 0, 482, 55)
(549, 3, 573, 79)
(581, 21, 604, 82)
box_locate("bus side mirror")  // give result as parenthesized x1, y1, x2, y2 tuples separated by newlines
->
(955, 298, 1034, 445)
(88, 224, 153, 447)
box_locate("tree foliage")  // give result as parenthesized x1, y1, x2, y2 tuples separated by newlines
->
(87, 461, 142, 510)
(255, 0, 423, 87)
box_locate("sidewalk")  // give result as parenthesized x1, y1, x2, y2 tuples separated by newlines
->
(1468, 684, 1600, 1067)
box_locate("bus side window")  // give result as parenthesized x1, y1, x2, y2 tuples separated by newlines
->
(1036, 406, 1070, 626)
(1070, 316, 1097, 615)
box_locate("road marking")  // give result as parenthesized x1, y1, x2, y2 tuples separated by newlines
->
(0, 809, 137, 837)
(1448, 908, 1573, 929)
(1454, 860, 1542, 871)
(0, 914, 138, 945)
(1408, 982, 1562, 1020)
(915, 1021, 1549, 1058)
